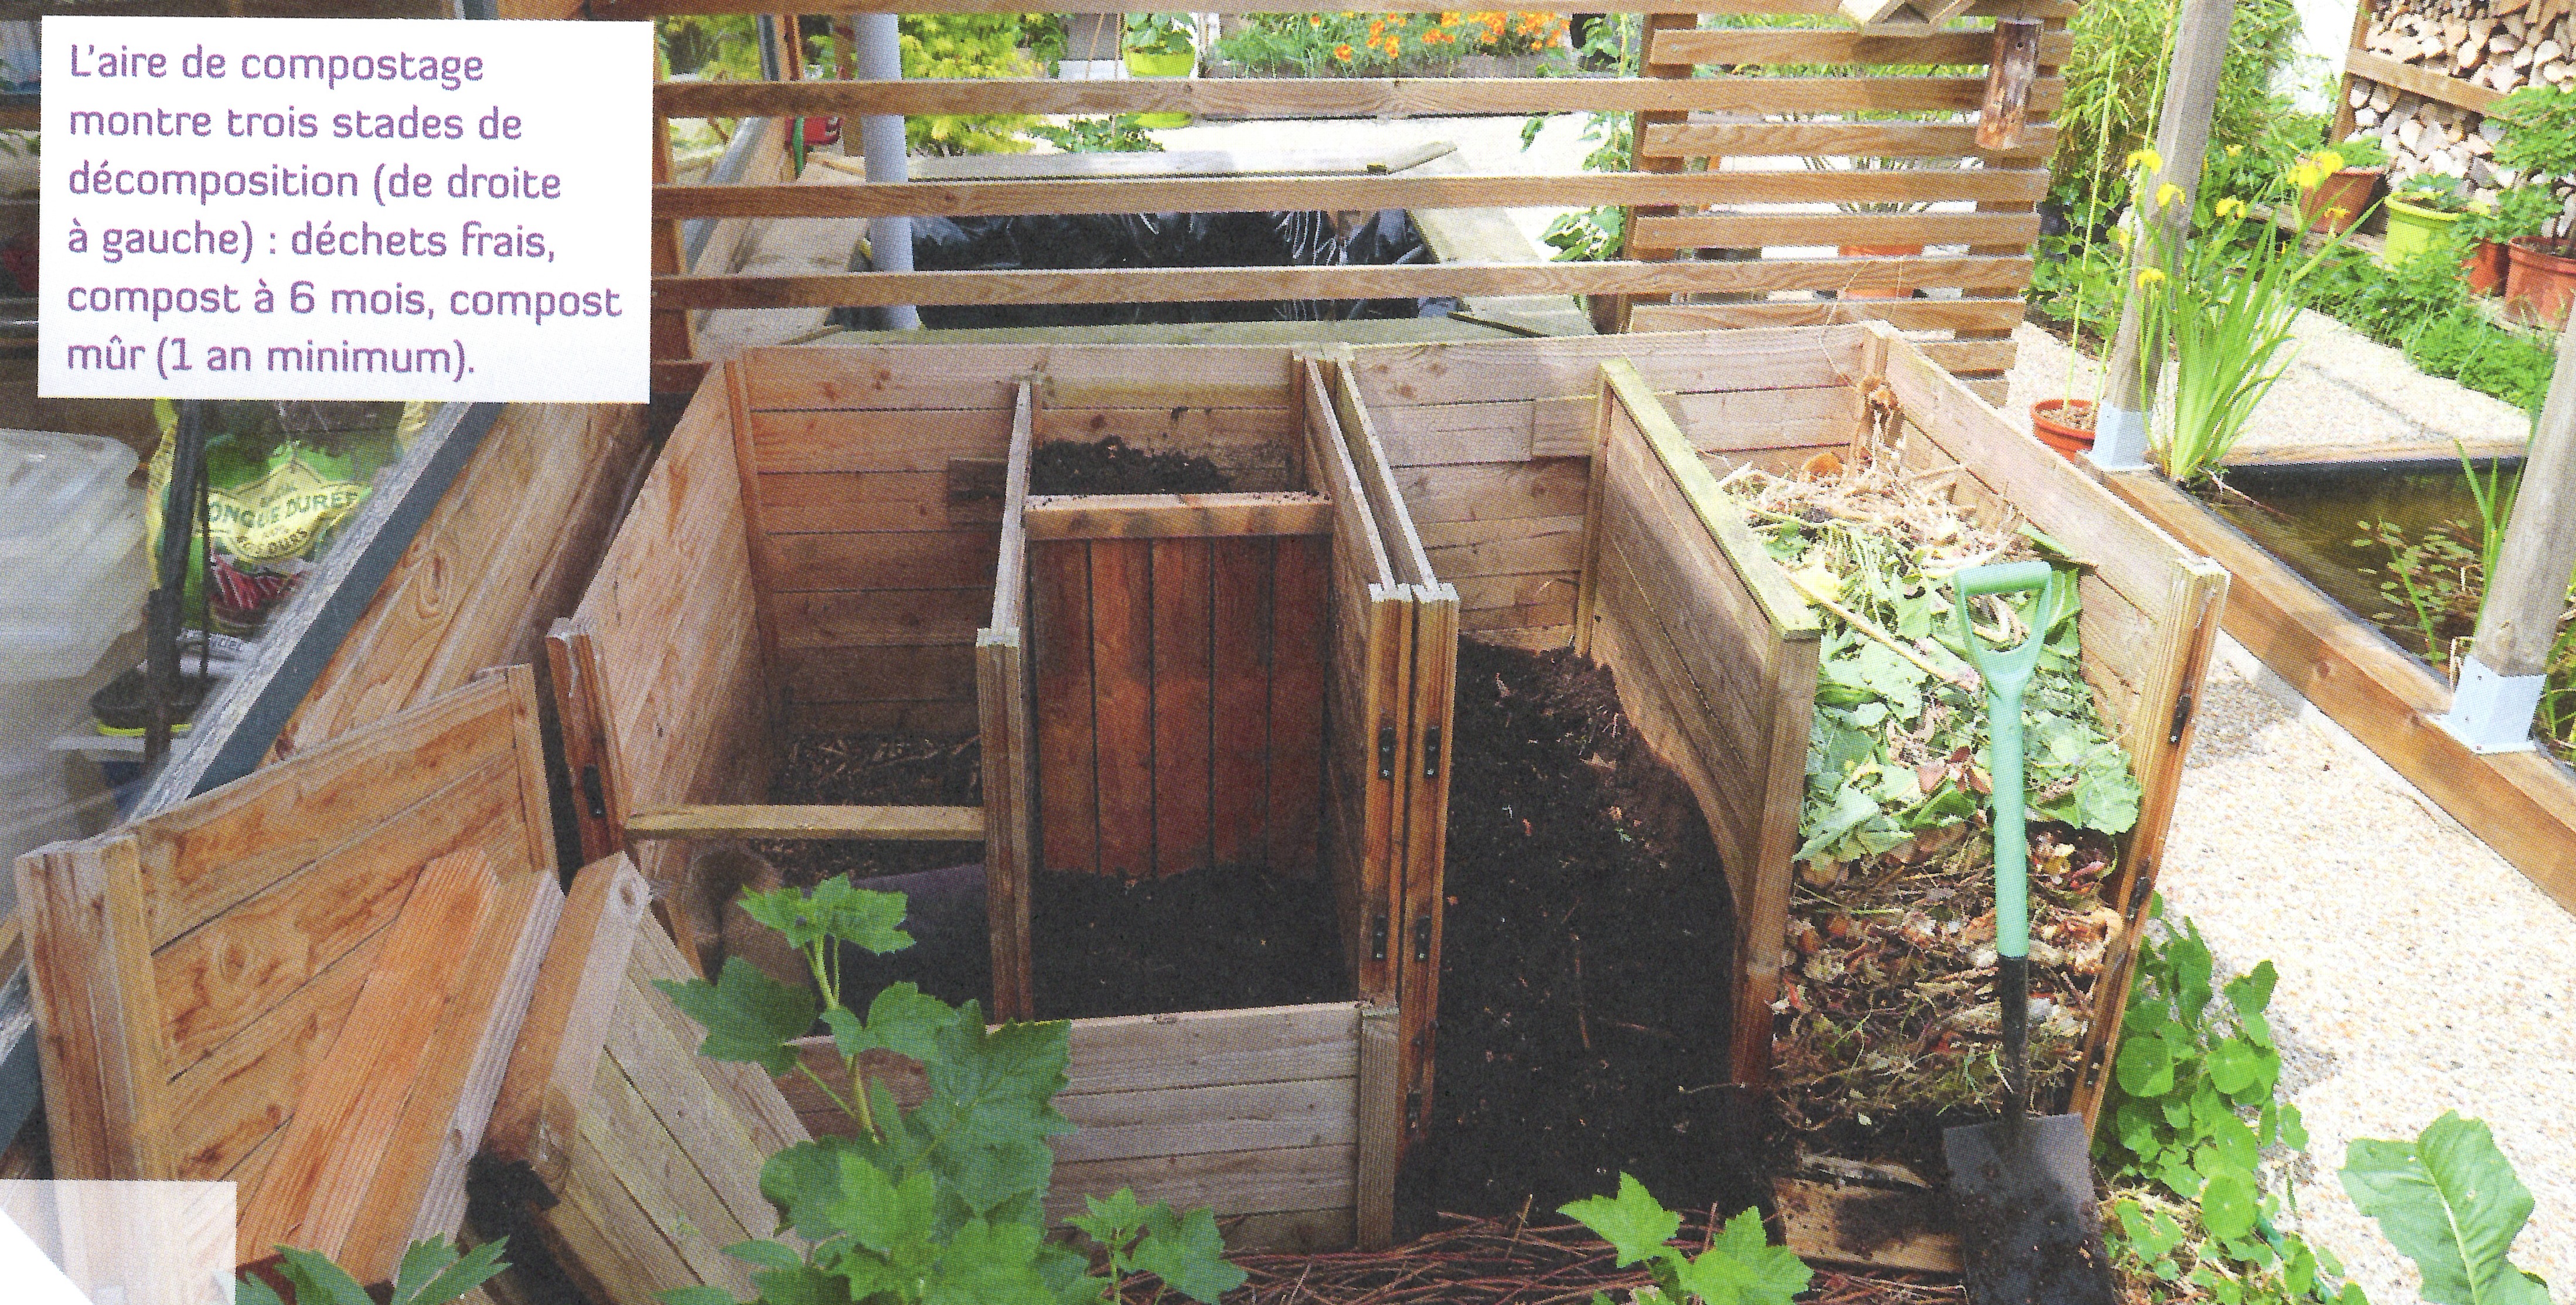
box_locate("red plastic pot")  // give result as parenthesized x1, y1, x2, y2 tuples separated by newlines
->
(2299, 167, 2381, 234)
(2505, 237, 2576, 328)
(2463, 239, 2508, 297)
(2030, 399, 2095, 461)
(1839, 243, 1923, 300)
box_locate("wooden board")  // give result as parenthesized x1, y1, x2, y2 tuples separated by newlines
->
(1773, 1178, 1962, 1273)
(982, 383, 1039, 1023)
(1025, 492, 1331, 540)
(623, 805, 985, 841)
(14, 670, 559, 1276)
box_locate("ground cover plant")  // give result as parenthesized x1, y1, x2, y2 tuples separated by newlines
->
(1715, 448, 2137, 1144)
(653, 877, 1246, 1305)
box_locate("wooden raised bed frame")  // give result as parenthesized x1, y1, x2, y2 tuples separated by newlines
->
(1341, 325, 2230, 1117)
(549, 345, 1459, 1248)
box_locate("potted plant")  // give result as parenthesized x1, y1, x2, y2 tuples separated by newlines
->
(1805, 154, 1935, 299)
(2383, 176, 2479, 264)
(2454, 185, 2556, 296)
(1122, 13, 1196, 128)
(2488, 84, 2576, 325)
(2296, 137, 2386, 235)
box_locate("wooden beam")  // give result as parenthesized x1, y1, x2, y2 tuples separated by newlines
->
(622, 804, 987, 841)
(1627, 297, 2030, 333)
(656, 74, 2064, 120)
(1630, 210, 2042, 251)
(1638, 120, 2058, 159)
(1648, 28, 2076, 66)
(651, 169, 2052, 220)
(657, 257, 2034, 309)
(133, 403, 505, 815)
(1023, 493, 1333, 541)
(2342, 49, 2503, 114)
(2462, 317, 2576, 679)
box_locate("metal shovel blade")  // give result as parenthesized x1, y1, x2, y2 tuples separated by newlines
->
(1944, 1111, 2117, 1305)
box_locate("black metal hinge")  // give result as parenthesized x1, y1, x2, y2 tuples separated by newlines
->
(580, 764, 608, 820)
(2168, 691, 2196, 745)
(1422, 725, 1442, 779)
(1412, 915, 1433, 964)
(1378, 724, 1398, 781)
(1370, 912, 1389, 963)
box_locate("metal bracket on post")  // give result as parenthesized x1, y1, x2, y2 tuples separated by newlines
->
(2437, 659, 2545, 753)
(2086, 404, 2153, 472)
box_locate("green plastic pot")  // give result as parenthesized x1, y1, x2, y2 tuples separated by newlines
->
(2383, 196, 2464, 264)
(1123, 49, 1195, 128)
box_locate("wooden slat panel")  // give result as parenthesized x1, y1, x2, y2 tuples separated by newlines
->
(1091, 539, 1157, 881)
(487, 857, 655, 1189)
(1349, 328, 1874, 410)
(1202, 537, 1275, 877)
(16, 838, 172, 1181)
(657, 74, 2063, 118)
(783, 644, 979, 706)
(1051, 1078, 1355, 1163)
(1267, 535, 1328, 878)
(1650, 27, 2076, 66)
(1061, 1003, 1361, 1095)
(1025, 493, 1331, 541)
(1626, 298, 2028, 334)
(1631, 210, 2043, 250)
(755, 471, 981, 533)
(1640, 121, 2057, 160)
(739, 343, 1292, 413)
(979, 629, 1037, 1022)
(1033, 539, 1098, 876)
(1048, 1144, 1352, 1221)
(750, 410, 1016, 472)
(656, 172, 2048, 219)
(165, 928, 386, 1184)
(1152, 537, 1215, 879)
(1394, 585, 1457, 1138)
(759, 529, 1000, 594)
(623, 805, 986, 841)
(773, 588, 991, 648)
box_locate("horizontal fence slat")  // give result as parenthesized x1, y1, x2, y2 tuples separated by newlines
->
(1052, 1078, 1357, 1163)
(1638, 120, 2056, 159)
(613, 0, 2076, 13)
(1624, 297, 2028, 332)
(655, 257, 2033, 310)
(656, 74, 2063, 119)
(1629, 210, 2042, 250)
(1062, 1003, 1362, 1095)
(650, 168, 2049, 220)
(2343, 49, 2500, 114)
(1648, 28, 2076, 66)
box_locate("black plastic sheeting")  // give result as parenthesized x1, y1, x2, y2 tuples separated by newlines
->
(836, 209, 1457, 330)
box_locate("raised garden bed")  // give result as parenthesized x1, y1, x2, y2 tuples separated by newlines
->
(548, 345, 1461, 1249)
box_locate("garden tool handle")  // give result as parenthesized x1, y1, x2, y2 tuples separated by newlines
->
(1955, 560, 2054, 1121)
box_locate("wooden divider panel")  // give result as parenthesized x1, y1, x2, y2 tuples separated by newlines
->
(982, 384, 1039, 1023)
(13, 670, 560, 1277)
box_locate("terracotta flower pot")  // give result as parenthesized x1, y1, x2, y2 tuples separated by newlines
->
(2505, 237, 2576, 328)
(2299, 167, 2381, 235)
(2030, 399, 2096, 461)
(2464, 239, 2509, 297)
(1839, 243, 1923, 300)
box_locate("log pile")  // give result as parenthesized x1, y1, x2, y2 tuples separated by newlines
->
(2351, 0, 2555, 197)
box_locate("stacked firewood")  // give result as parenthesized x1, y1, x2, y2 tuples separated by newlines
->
(2350, 0, 2574, 198)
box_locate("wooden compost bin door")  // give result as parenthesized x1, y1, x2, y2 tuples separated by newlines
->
(1030, 533, 1326, 881)
(11, 669, 563, 1282)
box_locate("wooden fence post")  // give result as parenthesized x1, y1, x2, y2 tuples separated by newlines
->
(2441, 318, 2576, 751)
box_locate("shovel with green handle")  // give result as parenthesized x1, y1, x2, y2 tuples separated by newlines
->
(1942, 561, 2116, 1305)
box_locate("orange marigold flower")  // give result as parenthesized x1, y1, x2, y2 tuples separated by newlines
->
(1309, 13, 1323, 24)
(1335, 42, 1355, 59)
(1369, 19, 1384, 36)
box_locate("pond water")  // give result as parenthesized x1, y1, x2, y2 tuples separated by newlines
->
(2206, 458, 2523, 660)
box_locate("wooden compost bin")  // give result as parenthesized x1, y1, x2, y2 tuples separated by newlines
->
(548, 344, 1460, 1249)
(1340, 326, 2230, 1118)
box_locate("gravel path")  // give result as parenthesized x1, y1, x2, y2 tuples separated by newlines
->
(2156, 638, 2576, 1304)
(2005, 310, 2533, 454)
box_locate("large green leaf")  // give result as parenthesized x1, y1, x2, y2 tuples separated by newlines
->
(1671, 1208, 1814, 1305)
(1129, 1205, 1249, 1303)
(1559, 1173, 1681, 1267)
(2340, 1112, 2550, 1305)
(388, 1236, 510, 1305)
(656, 958, 820, 1076)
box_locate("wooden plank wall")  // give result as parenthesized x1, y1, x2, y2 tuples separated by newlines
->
(11, 671, 558, 1263)
(553, 377, 770, 929)
(779, 1001, 1372, 1252)
(1343, 328, 1877, 648)
(486, 857, 812, 1305)
(268, 404, 650, 764)
(1579, 362, 1823, 1083)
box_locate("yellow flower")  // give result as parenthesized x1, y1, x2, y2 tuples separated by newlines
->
(2226, 144, 2243, 157)
(2213, 196, 2246, 219)
(2315, 149, 2346, 174)
(2156, 182, 2185, 209)
(2111, 224, 2131, 249)
(2126, 147, 2163, 173)
(2292, 162, 2323, 190)
(2136, 267, 2167, 289)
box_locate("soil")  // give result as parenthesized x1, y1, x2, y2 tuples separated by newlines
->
(761, 732, 983, 885)
(1030, 435, 1233, 495)
(1951, 1181, 2117, 1305)
(1031, 867, 1350, 1021)
(1401, 640, 1762, 1229)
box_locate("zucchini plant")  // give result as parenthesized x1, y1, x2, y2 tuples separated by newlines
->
(654, 876, 1245, 1305)
(1559, 1174, 1811, 1305)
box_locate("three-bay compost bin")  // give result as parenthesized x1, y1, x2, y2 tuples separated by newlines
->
(547, 345, 1459, 1250)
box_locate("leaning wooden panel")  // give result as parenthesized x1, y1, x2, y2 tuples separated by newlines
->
(13, 670, 559, 1276)
(485, 856, 813, 1305)
(982, 383, 1038, 1022)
